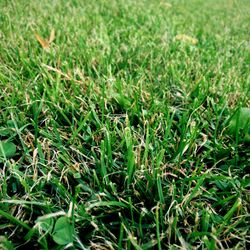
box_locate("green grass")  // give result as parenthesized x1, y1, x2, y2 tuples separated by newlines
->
(0, 0, 250, 249)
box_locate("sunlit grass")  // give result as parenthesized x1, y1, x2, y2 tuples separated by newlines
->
(0, 0, 249, 249)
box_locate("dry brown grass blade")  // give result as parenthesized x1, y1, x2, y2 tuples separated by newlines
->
(49, 29, 55, 43)
(174, 34, 198, 45)
(41, 64, 84, 84)
(35, 33, 50, 49)
(35, 29, 55, 49)
(160, 2, 172, 9)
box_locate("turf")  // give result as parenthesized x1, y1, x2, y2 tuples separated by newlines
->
(0, 0, 250, 249)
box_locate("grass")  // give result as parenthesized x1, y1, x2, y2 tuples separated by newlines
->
(0, 0, 250, 249)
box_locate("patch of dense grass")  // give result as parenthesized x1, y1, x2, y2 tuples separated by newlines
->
(0, 0, 249, 249)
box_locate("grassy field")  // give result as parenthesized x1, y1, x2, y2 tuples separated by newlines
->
(0, 0, 250, 249)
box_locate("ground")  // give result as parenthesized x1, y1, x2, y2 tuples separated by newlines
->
(0, 0, 249, 249)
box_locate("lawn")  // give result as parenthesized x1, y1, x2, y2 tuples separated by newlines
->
(0, 0, 250, 249)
